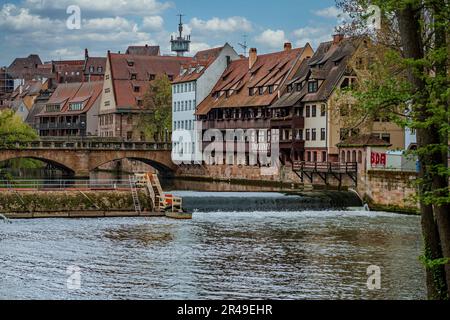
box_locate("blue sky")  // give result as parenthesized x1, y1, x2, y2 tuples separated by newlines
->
(0, 0, 345, 66)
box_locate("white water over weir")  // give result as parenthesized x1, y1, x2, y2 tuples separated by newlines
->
(0, 214, 11, 224)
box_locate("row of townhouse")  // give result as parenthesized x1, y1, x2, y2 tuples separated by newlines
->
(8, 45, 175, 138)
(173, 35, 406, 166)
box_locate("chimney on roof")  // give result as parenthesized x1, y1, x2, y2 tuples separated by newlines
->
(284, 42, 292, 51)
(85, 48, 89, 59)
(145, 44, 148, 48)
(249, 48, 257, 69)
(333, 34, 344, 44)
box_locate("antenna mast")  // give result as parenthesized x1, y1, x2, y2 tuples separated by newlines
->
(238, 35, 248, 57)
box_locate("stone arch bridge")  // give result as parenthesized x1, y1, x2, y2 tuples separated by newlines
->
(0, 140, 177, 177)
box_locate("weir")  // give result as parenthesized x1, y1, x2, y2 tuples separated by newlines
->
(0, 213, 11, 223)
(173, 191, 363, 213)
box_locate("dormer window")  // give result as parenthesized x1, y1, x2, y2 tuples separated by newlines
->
(131, 73, 137, 80)
(268, 85, 274, 94)
(69, 102, 83, 111)
(287, 84, 293, 93)
(136, 99, 143, 107)
(249, 88, 254, 96)
(46, 104, 60, 112)
(258, 87, 264, 95)
(89, 66, 94, 73)
(127, 60, 134, 67)
(149, 74, 156, 81)
(168, 75, 174, 81)
(296, 83, 302, 91)
(97, 66, 103, 73)
(308, 81, 318, 93)
(134, 86, 140, 93)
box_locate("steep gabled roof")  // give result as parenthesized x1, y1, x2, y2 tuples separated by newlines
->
(109, 53, 192, 109)
(37, 81, 103, 116)
(173, 45, 226, 84)
(302, 37, 361, 103)
(126, 45, 160, 56)
(84, 57, 107, 75)
(271, 58, 311, 108)
(7, 54, 43, 79)
(272, 36, 363, 108)
(196, 47, 306, 115)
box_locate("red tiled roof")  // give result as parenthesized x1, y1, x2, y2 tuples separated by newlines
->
(196, 47, 306, 115)
(7, 54, 43, 79)
(37, 81, 103, 116)
(109, 53, 192, 109)
(126, 45, 160, 56)
(52, 60, 84, 66)
(84, 57, 107, 75)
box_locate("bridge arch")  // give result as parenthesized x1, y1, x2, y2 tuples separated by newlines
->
(0, 143, 176, 178)
(90, 157, 175, 176)
(0, 154, 76, 176)
(88, 150, 177, 177)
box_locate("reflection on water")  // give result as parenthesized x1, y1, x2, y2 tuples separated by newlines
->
(0, 210, 425, 300)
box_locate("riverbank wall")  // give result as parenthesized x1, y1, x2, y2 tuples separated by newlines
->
(176, 164, 349, 188)
(357, 170, 419, 214)
(0, 190, 159, 219)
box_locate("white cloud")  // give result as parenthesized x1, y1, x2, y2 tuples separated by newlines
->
(24, 0, 172, 15)
(190, 42, 212, 54)
(254, 29, 288, 49)
(189, 16, 252, 34)
(292, 26, 333, 49)
(141, 16, 164, 31)
(83, 17, 137, 32)
(0, 4, 56, 32)
(314, 6, 341, 19)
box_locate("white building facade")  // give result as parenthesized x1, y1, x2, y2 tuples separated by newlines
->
(172, 43, 240, 163)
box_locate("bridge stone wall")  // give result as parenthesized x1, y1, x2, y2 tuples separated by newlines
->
(0, 147, 176, 177)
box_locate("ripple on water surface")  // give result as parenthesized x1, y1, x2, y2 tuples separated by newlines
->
(0, 210, 425, 300)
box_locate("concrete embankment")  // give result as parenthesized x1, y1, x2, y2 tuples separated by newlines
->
(0, 190, 162, 219)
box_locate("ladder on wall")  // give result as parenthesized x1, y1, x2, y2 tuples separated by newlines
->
(129, 175, 141, 214)
(134, 173, 163, 212)
(150, 174, 163, 205)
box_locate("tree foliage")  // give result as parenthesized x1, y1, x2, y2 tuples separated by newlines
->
(0, 109, 38, 180)
(137, 74, 172, 142)
(336, 0, 450, 299)
(0, 109, 37, 147)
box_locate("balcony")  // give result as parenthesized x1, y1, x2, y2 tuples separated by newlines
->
(271, 116, 304, 129)
(38, 122, 86, 130)
(279, 139, 305, 151)
(201, 118, 271, 130)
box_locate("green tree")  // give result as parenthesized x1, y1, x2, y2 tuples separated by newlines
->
(0, 109, 38, 179)
(336, 0, 450, 299)
(137, 74, 172, 142)
(0, 109, 37, 147)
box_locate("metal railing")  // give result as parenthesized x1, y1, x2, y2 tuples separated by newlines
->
(292, 161, 358, 173)
(2, 140, 172, 151)
(0, 179, 135, 191)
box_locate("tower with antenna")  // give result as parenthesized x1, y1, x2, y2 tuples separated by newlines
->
(171, 14, 191, 57)
(238, 35, 248, 57)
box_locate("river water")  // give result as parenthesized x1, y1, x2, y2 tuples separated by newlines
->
(0, 196, 426, 300)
